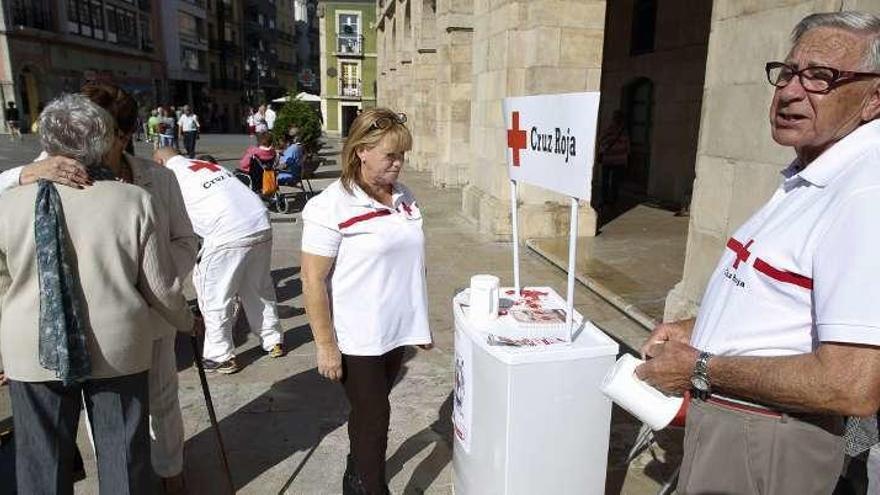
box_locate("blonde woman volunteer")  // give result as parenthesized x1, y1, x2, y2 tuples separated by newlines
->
(301, 108, 432, 495)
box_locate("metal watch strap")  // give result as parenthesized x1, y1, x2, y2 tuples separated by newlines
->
(692, 351, 713, 399)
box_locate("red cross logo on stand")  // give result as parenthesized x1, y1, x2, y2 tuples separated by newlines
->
(726, 238, 754, 269)
(507, 111, 528, 167)
(188, 160, 221, 173)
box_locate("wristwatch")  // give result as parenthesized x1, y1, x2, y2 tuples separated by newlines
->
(690, 351, 713, 400)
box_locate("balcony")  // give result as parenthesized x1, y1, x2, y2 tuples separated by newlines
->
(340, 80, 362, 98)
(336, 35, 363, 56)
(180, 31, 208, 47)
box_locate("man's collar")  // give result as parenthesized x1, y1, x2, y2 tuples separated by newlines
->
(783, 120, 880, 187)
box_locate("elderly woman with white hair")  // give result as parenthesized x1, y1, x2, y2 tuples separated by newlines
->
(0, 94, 193, 494)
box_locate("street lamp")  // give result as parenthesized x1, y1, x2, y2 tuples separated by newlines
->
(247, 54, 268, 105)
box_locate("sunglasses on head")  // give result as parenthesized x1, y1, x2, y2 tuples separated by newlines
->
(369, 113, 407, 131)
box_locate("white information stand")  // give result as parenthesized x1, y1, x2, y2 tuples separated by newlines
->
(452, 93, 620, 494)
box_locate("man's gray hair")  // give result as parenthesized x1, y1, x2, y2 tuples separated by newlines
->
(39, 94, 115, 167)
(793, 11, 880, 71)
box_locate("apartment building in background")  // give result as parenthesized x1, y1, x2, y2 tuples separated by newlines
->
(0, 0, 164, 130)
(243, 0, 282, 103)
(318, 0, 377, 136)
(206, 0, 245, 132)
(160, 0, 209, 108)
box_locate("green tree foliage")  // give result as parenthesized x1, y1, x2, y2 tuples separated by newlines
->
(272, 91, 323, 154)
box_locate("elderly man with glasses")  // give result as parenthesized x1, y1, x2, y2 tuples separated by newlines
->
(635, 11, 880, 494)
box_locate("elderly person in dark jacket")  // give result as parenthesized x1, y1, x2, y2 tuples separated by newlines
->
(0, 94, 192, 494)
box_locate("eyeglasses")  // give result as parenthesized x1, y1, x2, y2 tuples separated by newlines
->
(765, 61, 880, 94)
(369, 112, 407, 131)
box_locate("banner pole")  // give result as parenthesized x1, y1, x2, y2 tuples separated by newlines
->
(566, 196, 578, 340)
(510, 179, 521, 295)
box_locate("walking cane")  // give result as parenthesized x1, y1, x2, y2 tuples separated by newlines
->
(190, 322, 236, 494)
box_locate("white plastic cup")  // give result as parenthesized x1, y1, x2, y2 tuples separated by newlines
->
(469, 274, 500, 324)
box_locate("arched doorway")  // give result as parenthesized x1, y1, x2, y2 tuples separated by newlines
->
(621, 77, 653, 195)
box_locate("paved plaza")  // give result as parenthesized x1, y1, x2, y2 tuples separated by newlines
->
(0, 133, 679, 494)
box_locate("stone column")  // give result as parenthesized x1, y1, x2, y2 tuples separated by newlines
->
(664, 0, 846, 320)
(462, 0, 606, 240)
(433, 0, 474, 187)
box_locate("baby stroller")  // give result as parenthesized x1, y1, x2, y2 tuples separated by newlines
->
(234, 153, 290, 214)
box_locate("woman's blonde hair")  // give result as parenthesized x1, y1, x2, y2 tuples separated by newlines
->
(340, 107, 412, 194)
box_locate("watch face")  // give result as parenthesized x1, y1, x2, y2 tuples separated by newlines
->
(691, 375, 710, 392)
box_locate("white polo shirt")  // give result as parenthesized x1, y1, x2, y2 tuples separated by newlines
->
(165, 155, 269, 246)
(301, 179, 431, 356)
(178, 113, 199, 132)
(692, 120, 880, 357)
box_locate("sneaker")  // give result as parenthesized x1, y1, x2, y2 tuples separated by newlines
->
(203, 358, 240, 374)
(268, 344, 285, 358)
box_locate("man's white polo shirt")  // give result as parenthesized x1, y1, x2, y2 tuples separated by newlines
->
(692, 120, 880, 357)
(301, 179, 431, 356)
(165, 155, 269, 246)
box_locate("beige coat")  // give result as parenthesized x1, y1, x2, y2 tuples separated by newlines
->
(127, 153, 198, 337)
(0, 181, 193, 381)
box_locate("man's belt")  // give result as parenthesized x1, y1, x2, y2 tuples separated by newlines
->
(704, 393, 844, 434)
(706, 393, 782, 418)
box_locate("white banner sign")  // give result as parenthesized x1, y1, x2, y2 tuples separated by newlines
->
(503, 92, 600, 200)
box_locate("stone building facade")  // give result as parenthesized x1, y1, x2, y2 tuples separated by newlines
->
(378, 0, 880, 320)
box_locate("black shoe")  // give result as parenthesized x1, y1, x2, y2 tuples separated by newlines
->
(343, 454, 368, 495)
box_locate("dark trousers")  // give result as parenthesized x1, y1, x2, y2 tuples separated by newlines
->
(182, 131, 198, 158)
(9, 372, 152, 495)
(601, 163, 623, 204)
(341, 347, 405, 494)
(248, 164, 265, 195)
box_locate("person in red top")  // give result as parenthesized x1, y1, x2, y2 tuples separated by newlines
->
(238, 132, 277, 195)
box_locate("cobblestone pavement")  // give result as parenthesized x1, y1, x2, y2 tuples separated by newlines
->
(0, 133, 678, 494)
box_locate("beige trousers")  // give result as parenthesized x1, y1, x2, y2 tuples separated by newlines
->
(678, 399, 845, 495)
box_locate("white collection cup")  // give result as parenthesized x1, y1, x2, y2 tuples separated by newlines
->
(469, 274, 500, 324)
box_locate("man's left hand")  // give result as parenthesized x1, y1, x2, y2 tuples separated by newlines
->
(635, 340, 700, 395)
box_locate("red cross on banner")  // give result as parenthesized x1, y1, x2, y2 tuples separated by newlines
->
(189, 160, 221, 173)
(726, 238, 754, 269)
(507, 111, 528, 167)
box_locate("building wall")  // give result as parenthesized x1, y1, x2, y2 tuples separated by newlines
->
(597, 0, 711, 207)
(664, 0, 880, 320)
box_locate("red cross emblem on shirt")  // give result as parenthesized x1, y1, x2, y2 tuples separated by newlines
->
(188, 160, 221, 173)
(726, 238, 754, 269)
(507, 111, 528, 167)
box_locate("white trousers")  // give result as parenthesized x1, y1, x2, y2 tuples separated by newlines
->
(194, 236, 282, 362)
(148, 334, 185, 477)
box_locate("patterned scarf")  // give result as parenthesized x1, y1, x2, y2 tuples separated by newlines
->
(35, 165, 116, 385)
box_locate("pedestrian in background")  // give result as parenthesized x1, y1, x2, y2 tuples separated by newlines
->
(301, 108, 433, 495)
(596, 110, 629, 205)
(5, 101, 21, 142)
(178, 105, 200, 158)
(265, 103, 277, 131)
(159, 107, 176, 148)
